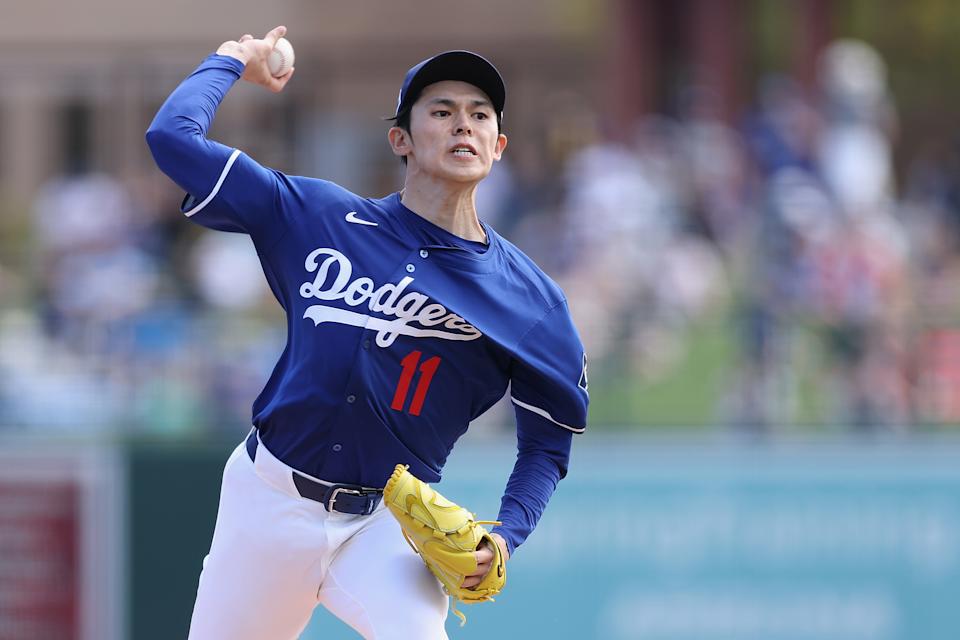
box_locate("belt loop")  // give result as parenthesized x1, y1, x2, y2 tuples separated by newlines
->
(247, 431, 383, 515)
(245, 429, 258, 462)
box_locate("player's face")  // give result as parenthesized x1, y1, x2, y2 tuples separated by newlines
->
(399, 81, 507, 184)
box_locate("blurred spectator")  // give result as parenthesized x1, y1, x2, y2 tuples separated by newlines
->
(32, 172, 159, 347)
(4, 35, 960, 436)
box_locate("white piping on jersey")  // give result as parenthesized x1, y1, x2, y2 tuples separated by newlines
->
(511, 397, 585, 433)
(183, 148, 242, 217)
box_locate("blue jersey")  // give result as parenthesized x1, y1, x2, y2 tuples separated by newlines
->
(146, 55, 589, 553)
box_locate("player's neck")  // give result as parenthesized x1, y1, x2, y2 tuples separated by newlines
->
(399, 180, 487, 243)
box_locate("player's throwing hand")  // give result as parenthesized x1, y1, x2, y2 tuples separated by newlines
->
(216, 25, 294, 93)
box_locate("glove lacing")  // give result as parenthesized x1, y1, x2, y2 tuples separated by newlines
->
(400, 519, 503, 626)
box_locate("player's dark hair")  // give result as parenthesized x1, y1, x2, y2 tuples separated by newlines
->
(387, 103, 502, 167)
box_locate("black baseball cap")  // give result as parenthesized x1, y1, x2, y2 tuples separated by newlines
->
(394, 50, 506, 119)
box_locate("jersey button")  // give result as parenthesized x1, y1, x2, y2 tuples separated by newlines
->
(419, 249, 429, 258)
(405, 264, 415, 273)
(332, 443, 343, 452)
(346, 394, 356, 404)
(362, 340, 371, 350)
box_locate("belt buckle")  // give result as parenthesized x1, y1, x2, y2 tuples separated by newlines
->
(327, 486, 363, 513)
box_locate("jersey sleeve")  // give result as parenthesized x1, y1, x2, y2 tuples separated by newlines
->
(145, 54, 293, 247)
(489, 299, 588, 554)
(509, 299, 589, 435)
(491, 408, 572, 555)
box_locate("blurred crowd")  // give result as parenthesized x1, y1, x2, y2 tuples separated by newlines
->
(2, 39, 960, 436)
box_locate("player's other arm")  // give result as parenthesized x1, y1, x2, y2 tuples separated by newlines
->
(462, 413, 570, 589)
(145, 27, 296, 237)
(489, 410, 573, 555)
(466, 297, 588, 589)
(489, 300, 589, 558)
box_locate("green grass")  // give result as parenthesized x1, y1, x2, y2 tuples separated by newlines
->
(588, 316, 735, 429)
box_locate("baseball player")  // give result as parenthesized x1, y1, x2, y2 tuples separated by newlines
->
(146, 25, 588, 640)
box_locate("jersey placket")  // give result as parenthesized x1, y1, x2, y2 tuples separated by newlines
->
(327, 247, 434, 465)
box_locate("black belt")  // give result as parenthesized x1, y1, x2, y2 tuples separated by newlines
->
(245, 430, 382, 516)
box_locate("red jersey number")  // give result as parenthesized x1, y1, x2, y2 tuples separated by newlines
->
(390, 350, 441, 416)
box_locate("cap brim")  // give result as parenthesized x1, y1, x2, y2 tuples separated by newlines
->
(396, 50, 505, 118)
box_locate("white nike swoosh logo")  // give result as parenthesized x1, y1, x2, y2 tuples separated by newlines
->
(345, 211, 378, 226)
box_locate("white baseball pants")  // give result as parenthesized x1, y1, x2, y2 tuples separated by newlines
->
(187, 432, 449, 640)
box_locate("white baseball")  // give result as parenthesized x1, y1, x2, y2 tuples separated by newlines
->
(267, 37, 295, 77)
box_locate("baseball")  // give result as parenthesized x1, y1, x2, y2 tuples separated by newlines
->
(268, 37, 295, 77)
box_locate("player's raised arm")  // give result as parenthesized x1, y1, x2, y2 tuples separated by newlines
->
(145, 26, 297, 243)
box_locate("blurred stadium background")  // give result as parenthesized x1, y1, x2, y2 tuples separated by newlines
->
(2, 0, 960, 638)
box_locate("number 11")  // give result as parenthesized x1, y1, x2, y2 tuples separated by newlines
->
(391, 350, 441, 416)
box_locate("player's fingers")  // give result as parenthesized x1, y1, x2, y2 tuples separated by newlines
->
(239, 34, 254, 43)
(462, 566, 491, 588)
(268, 67, 295, 93)
(473, 544, 494, 566)
(279, 66, 295, 85)
(462, 563, 489, 586)
(461, 575, 481, 589)
(263, 25, 287, 48)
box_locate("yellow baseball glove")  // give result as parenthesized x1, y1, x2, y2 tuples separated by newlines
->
(383, 464, 506, 625)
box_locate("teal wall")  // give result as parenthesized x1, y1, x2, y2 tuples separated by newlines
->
(125, 437, 960, 640)
(127, 441, 231, 640)
(305, 438, 960, 640)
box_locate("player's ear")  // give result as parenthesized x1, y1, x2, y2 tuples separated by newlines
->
(492, 133, 507, 161)
(388, 126, 412, 158)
